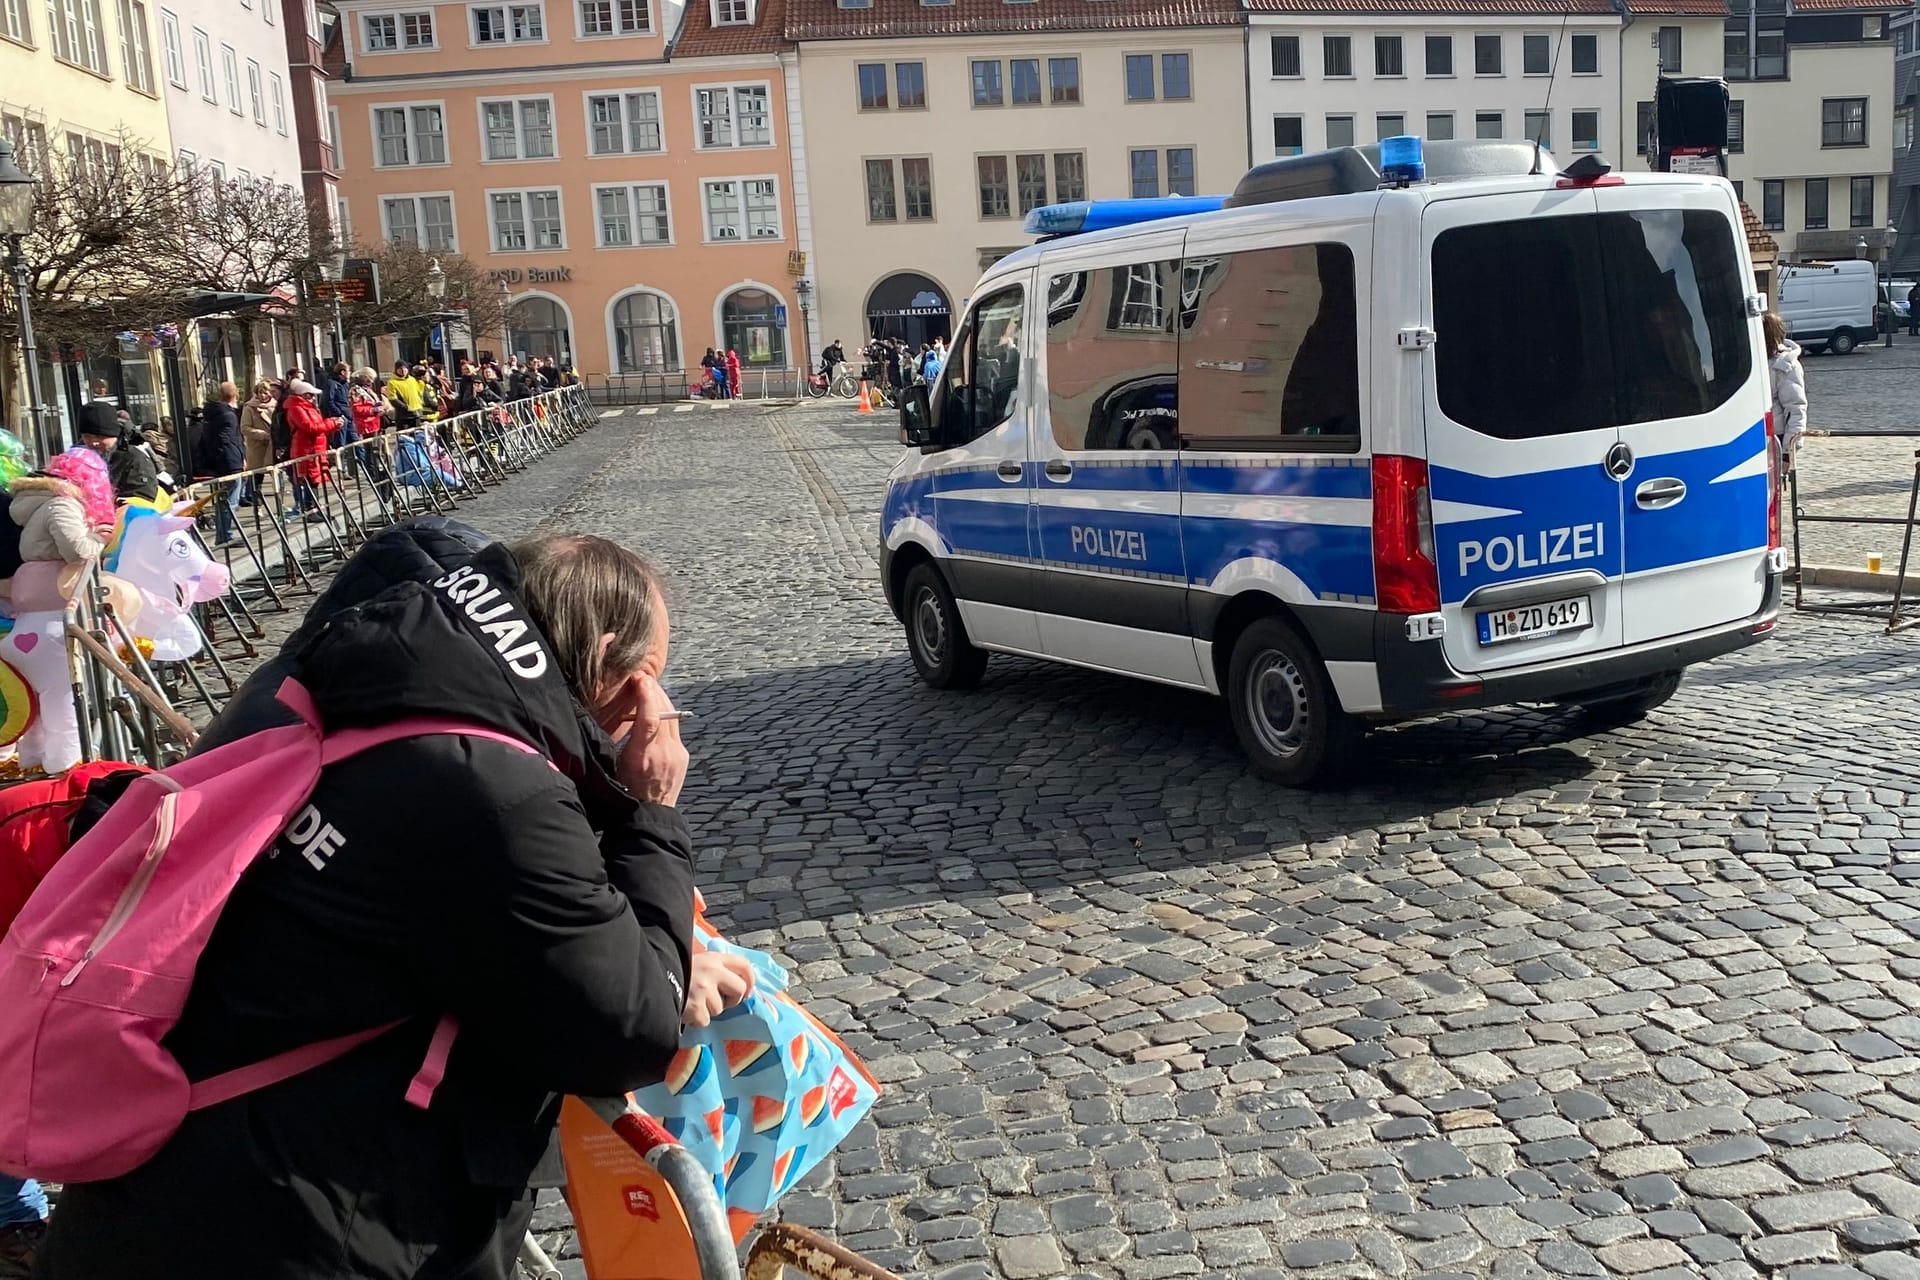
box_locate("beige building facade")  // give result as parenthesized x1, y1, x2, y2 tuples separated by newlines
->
(793, 0, 1246, 351)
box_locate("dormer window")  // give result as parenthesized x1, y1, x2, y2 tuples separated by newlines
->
(713, 0, 749, 22)
(837, 0, 869, 10)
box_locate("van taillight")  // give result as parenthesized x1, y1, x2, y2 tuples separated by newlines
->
(1764, 409, 1782, 550)
(1372, 454, 1440, 614)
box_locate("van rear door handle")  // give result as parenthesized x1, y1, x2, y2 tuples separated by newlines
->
(1635, 477, 1687, 510)
(1045, 461, 1073, 479)
(996, 461, 1023, 481)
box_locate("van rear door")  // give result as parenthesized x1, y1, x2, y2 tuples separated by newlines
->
(1421, 189, 1627, 676)
(1592, 185, 1770, 643)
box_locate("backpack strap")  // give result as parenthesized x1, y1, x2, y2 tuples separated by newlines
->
(187, 1020, 403, 1112)
(320, 719, 545, 767)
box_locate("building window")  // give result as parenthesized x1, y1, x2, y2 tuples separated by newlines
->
(364, 9, 433, 50)
(611, 291, 678, 372)
(1571, 32, 1596, 73)
(1326, 114, 1354, 147)
(1126, 52, 1153, 100)
(1727, 101, 1744, 153)
(1523, 32, 1549, 75)
(48, 0, 109, 71)
(1270, 33, 1299, 77)
(1323, 34, 1351, 77)
(246, 59, 264, 123)
(1823, 98, 1867, 147)
(374, 104, 446, 166)
(335, 195, 350, 240)
(269, 73, 286, 133)
(1010, 57, 1040, 104)
(1425, 33, 1451, 75)
(1897, 105, 1912, 152)
(896, 62, 926, 108)
(1375, 33, 1402, 76)
(1658, 25, 1681, 73)
(865, 157, 896, 220)
(971, 59, 1002, 105)
(579, 0, 647, 34)
(1474, 33, 1500, 75)
(864, 156, 935, 222)
(1524, 109, 1549, 148)
(1048, 57, 1079, 103)
(192, 27, 212, 97)
(1129, 148, 1157, 197)
(702, 177, 779, 240)
(1572, 109, 1598, 151)
(1427, 111, 1453, 140)
(1016, 153, 1046, 212)
(1805, 177, 1829, 230)
(159, 9, 184, 85)
(587, 91, 661, 154)
(977, 154, 1009, 216)
(492, 188, 565, 250)
(1851, 176, 1874, 228)
(1162, 53, 1190, 99)
(1126, 146, 1194, 197)
(482, 98, 555, 160)
(1377, 113, 1404, 141)
(1, 0, 30, 44)
(471, 2, 543, 43)
(327, 106, 341, 163)
(1475, 111, 1502, 139)
(1636, 100, 1652, 154)
(696, 85, 770, 148)
(722, 289, 786, 367)
(220, 44, 239, 111)
(1762, 179, 1784, 229)
(595, 182, 669, 245)
(856, 62, 887, 109)
(382, 194, 455, 248)
(118, 0, 154, 91)
(1054, 151, 1084, 201)
(711, 0, 745, 22)
(1274, 115, 1303, 156)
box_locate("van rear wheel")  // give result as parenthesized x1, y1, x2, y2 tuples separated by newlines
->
(1226, 617, 1361, 787)
(903, 563, 988, 689)
(1830, 328, 1858, 355)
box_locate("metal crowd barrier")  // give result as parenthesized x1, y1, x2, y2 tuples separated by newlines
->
(19, 385, 598, 776)
(1788, 433, 1920, 634)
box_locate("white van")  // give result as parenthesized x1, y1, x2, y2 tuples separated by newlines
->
(880, 140, 1784, 785)
(1779, 259, 1879, 354)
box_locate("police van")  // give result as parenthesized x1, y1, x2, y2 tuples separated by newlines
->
(880, 139, 1785, 785)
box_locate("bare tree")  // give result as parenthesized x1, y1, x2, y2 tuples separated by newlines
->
(168, 176, 329, 297)
(332, 242, 507, 361)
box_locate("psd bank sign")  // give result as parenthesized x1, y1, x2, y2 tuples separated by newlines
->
(488, 266, 573, 285)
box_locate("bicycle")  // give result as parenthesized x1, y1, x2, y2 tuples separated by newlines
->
(802, 365, 860, 399)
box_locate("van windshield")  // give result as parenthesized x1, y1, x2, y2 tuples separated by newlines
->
(1432, 208, 1753, 440)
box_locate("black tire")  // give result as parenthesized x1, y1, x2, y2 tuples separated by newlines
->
(1569, 669, 1683, 727)
(1830, 327, 1858, 355)
(1225, 616, 1362, 786)
(803, 377, 828, 399)
(902, 563, 988, 689)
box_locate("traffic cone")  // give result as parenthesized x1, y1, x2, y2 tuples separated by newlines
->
(857, 380, 874, 414)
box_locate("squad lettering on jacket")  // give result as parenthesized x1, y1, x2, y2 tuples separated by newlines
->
(284, 803, 347, 870)
(432, 564, 550, 678)
(1456, 522, 1605, 578)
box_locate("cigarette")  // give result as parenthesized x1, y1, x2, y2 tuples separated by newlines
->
(658, 711, 694, 722)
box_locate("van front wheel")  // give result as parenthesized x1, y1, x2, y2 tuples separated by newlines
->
(903, 563, 988, 689)
(1830, 328, 1859, 355)
(1226, 617, 1361, 786)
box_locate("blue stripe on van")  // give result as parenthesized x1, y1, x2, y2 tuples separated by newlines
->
(1182, 519, 1376, 601)
(1624, 421, 1769, 576)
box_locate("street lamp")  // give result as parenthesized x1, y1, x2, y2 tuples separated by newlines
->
(423, 258, 446, 361)
(321, 245, 348, 366)
(1886, 223, 1902, 346)
(497, 277, 513, 364)
(794, 277, 814, 383)
(0, 139, 52, 463)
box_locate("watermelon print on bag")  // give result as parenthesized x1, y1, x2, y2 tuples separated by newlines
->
(627, 910, 880, 1235)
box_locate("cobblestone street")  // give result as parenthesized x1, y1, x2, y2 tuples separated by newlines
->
(203, 399, 1920, 1280)
(422, 399, 1920, 1280)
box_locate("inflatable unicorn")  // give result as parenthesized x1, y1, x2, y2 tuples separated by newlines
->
(0, 487, 231, 775)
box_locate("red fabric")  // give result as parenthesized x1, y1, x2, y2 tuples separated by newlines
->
(726, 352, 742, 395)
(0, 761, 147, 933)
(349, 391, 384, 441)
(287, 396, 333, 485)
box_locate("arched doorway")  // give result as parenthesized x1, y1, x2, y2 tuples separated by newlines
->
(609, 289, 681, 372)
(865, 273, 950, 350)
(720, 287, 787, 367)
(508, 296, 573, 364)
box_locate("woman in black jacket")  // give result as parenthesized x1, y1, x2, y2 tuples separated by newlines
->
(36, 522, 746, 1280)
(200, 382, 247, 544)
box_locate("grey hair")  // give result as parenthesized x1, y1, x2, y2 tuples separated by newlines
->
(511, 534, 664, 701)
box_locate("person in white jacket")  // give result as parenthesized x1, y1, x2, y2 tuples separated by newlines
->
(1763, 312, 1808, 467)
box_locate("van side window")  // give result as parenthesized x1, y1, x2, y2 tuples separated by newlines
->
(1179, 243, 1362, 452)
(1045, 260, 1181, 451)
(933, 284, 1026, 445)
(1433, 210, 1752, 438)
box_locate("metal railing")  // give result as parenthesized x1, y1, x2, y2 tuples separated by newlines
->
(583, 370, 803, 405)
(28, 385, 598, 775)
(1788, 434, 1920, 633)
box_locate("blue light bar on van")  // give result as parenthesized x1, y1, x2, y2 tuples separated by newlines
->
(1024, 195, 1228, 238)
(1380, 135, 1425, 186)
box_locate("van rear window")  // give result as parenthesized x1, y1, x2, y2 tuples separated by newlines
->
(1432, 209, 1753, 440)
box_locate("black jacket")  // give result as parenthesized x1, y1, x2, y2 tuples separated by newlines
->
(199, 400, 246, 477)
(38, 519, 696, 1280)
(106, 439, 159, 500)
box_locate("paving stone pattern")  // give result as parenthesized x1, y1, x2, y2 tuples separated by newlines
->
(227, 403, 1920, 1279)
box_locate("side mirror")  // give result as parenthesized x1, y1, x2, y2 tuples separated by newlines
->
(898, 383, 935, 448)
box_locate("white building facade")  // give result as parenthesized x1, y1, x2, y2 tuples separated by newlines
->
(155, 0, 304, 188)
(1245, 0, 1625, 166)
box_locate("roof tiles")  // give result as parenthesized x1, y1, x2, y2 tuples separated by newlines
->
(1245, 0, 1611, 12)
(673, 0, 793, 55)
(785, 0, 1241, 42)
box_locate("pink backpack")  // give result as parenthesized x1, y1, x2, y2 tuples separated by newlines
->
(0, 677, 540, 1183)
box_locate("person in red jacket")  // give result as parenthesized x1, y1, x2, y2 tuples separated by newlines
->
(283, 379, 332, 519)
(725, 349, 742, 399)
